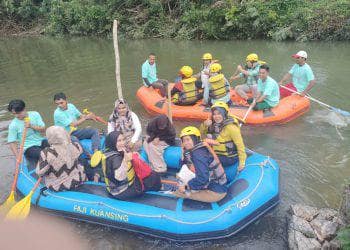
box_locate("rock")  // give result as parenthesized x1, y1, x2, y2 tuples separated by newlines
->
(332, 216, 345, 227)
(317, 208, 338, 221)
(339, 184, 350, 224)
(291, 204, 319, 221)
(310, 218, 338, 242)
(329, 239, 341, 249)
(290, 215, 316, 238)
(321, 239, 341, 250)
(294, 230, 322, 250)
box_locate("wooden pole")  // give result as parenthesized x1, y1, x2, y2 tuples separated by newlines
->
(167, 84, 173, 123)
(113, 20, 123, 100)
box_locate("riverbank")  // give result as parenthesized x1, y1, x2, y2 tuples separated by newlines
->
(1, 0, 349, 41)
(288, 184, 350, 249)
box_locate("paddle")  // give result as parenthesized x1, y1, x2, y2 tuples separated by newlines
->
(0, 117, 30, 214)
(239, 99, 256, 127)
(83, 109, 108, 125)
(280, 85, 350, 117)
(6, 177, 42, 220)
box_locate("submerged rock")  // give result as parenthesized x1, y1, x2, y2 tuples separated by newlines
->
(291, 204, 319, 222)
(339, 184, 350, 224)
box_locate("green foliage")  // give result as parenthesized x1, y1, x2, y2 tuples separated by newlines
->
(0, 0, 349, 41)
(337, 226, 350, 249)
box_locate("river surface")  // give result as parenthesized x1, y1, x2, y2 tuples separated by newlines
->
(0, 37, 349, 249)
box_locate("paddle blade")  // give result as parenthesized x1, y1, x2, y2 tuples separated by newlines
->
(332, 107, 350, 117)
(5, 191, 34, 220)
(0, 191, 16, 215)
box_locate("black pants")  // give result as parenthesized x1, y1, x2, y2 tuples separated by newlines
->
(24, 139, 49, 163)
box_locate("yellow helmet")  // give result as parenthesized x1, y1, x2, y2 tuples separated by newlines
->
(180, 126, 201, 138)
(246, 53, 259, 62)
(211, 101, 229, 113)
(210, 63, 222, 73)
(202, 53, 213, 60)
(179, 65, 193, 78)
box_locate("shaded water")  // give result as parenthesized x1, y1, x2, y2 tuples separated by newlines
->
(0, 37, 349, 249)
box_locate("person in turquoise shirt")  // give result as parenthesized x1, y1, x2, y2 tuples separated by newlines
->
(141, 53, 168, 97)
(53, 92, 100, 154)
(279, 50, 316, 98)
(7, 99, 48, 162)
(247, 64, 280, 110)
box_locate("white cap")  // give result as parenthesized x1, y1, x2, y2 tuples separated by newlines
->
(292, 50, 307, 59)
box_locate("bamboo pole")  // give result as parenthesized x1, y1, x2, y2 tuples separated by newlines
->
(113, 20, 123, 100)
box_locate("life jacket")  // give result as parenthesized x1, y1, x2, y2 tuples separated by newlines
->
(172, 77, 200, 105)
(101, 151, 135, 195)
(209, 74, 229, 99)
(207, 116, 240, 158)
(244, 61, 266, 83)
(185, 142, 227, 186)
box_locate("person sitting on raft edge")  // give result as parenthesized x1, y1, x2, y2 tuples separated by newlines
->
(193, 53, 216, 107)
(36, 126, 87, 192)
(279, 50, 316, 98)
(53, 92, 101, 158)
(143, 114, 176, 175)
(97, 131, 161, 200)
(107, 99, 142, 151)
(141, 53, 169, 98)
(230, 53, 265, 101)
(200, 101, 246, 170)
(172, 126, 227, 203)
(247, 64, 280, 111)
(208, 63, 233, 107)
(171, 65, 202, 106)
(7, 99, 48, 164)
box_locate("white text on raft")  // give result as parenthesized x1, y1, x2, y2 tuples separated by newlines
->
(73, 205, 129, 222)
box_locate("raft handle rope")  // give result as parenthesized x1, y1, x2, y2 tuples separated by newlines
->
(20, 158, 277, 225)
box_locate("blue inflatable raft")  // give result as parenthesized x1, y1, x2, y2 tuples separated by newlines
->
(16, 140, 280, 241)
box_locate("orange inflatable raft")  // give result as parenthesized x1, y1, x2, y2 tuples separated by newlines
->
(136, 85, 310, 125)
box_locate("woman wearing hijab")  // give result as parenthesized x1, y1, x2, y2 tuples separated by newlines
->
(143, 115, 176, 174)
(102, 131, 161, 200)
(107, 99, 142, 150)
(200, 101, 246, 171)
(36, 126, 87, 191)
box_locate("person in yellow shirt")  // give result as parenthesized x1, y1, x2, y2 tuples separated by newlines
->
(200, 101, 246, 171)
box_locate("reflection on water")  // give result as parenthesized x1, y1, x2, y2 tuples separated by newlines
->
(0, 37, 349, 249)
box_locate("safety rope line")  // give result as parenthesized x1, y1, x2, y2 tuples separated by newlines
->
(19, 158, 277, 225)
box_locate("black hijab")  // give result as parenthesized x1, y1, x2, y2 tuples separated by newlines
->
(146, 115, 176, 145)
(105, 131, 123, 155)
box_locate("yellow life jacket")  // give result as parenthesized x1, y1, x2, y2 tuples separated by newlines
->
(101, 151, 135, 194)
(172, 77, 199, 105)
(208, 116, 240, 158)
(209, 74, 228, 99)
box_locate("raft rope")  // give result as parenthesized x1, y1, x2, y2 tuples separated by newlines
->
(20, 157, 277, 225)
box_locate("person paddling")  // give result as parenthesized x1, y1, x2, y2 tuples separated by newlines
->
(230, 53, 263, 100)
(7, 99, 48, 163)
(247, 64, 280, 110)
(279, 50, 316, 98)
(53, 92, 101, 156)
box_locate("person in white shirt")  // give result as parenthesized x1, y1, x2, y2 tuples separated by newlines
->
(107, 99, 142, 151)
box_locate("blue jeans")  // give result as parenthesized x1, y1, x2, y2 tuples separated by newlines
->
(218, 155, 238, 167)
(71, 128, 100, 152)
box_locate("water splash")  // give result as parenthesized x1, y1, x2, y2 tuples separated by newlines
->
(308, 109, 350, 128)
